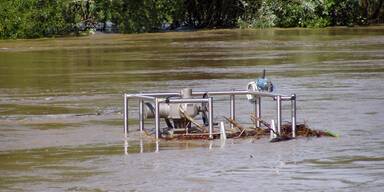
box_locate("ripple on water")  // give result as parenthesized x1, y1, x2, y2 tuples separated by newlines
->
(1, 27, 384, 191)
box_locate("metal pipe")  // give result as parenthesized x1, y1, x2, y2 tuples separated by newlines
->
(139, 99, 144, 132)
(126, 95, 157, 100)
(253, 100, 257, 128)
(135, 90, 286, 98)
(230, 94, 235, 129)
(220, 121, 226, 140)
(124, 94, 129, 138)
(271, 120, 277, 139)
(273, 96, 293, 101)
(124, 139, 128, 155)
(291, 94, 297, 138)
(208, 97, 213, 139)
(127, 92, 180, 97)
(281, 96, 293, 101)
(256, 97, 261, 128)
(155, 141, 159, 153)
(276, 95, 282, 134)
(155, 98, 160, 140)
(160, 98, 210, 104)
(140, 137, 143, 153)
(195, 90, 282, 98)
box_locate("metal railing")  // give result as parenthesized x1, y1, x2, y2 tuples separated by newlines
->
(124, 90, 297, 139)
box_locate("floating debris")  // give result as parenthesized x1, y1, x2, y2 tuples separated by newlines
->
(150, 116, 336, 142)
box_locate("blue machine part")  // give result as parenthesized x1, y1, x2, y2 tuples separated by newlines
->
(256, 78, 274, 92)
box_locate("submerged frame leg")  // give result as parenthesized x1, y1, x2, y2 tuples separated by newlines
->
(291, 94, 297, 138)
(256, 97, 261, 128)
(124, 94, 129, 138)
(276, 95, 282, 134)
(208, 97, 213, 139)
(139, 99, 144, 132)
(155, 98, 160, 140)
(230, 94, 235, 129)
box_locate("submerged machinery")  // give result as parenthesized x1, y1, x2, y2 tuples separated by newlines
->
(123, 70, 297, 140)
(143, 88, 206, 129)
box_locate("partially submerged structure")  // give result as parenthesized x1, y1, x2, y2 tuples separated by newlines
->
(122, 70, 330, 141)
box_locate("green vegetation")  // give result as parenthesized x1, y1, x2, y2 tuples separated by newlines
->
(238, 0, 382, 28)
(0, 0, 383, 39)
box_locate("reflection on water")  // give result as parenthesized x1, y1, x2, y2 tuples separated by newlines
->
(1, 27, 384, 191)
(123, 137, 233, 154)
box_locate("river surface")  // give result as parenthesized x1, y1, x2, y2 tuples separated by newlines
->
(0, 27, 384, 191)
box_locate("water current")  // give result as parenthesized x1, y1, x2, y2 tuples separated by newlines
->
(0, 27, 384, 191)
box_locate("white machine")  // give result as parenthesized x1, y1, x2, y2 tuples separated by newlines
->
(143, 88, 207, 128)
(246, 69, 274, 102)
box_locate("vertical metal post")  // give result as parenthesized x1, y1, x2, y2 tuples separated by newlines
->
(276, 95, 282, 134)
(230, 94, 235, 129)
(124, 140, 128, 155)
(256, 97, 261, 128)
(155, 140, 159, 153)
(140, 136, 144, 153)
(253, 100, 257, 128)
(124, 94, 129, 138)
(271, 119, 277, 139)
(155, 98, 160, 140)
(291, 94, 297, 138)
(208, 97, 213, 139)
(139, 99, 144, 132)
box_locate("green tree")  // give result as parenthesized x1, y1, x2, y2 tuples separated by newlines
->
(325, 0, 361, 26)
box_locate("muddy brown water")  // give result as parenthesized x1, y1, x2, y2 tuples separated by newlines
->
(0, 27, 384, 191)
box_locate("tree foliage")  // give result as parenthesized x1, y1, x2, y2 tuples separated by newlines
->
(0, 0, 383, 39)
(184, 0, 244, 28)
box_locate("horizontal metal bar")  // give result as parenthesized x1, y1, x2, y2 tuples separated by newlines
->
(274, 96, 295, 101)
(194, 90, 282, 97)
(280, 96, 295, 101)
(128, 92, 180, 97)
(126, 95, 156, 100)
(128, 90, 289, 99)
(159, 98, 210, 104)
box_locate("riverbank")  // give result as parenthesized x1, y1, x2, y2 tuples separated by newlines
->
(3, 25, 384, 43)
(1, 0, 383, 39)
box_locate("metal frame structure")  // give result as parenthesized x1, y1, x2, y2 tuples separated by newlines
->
(124, 90, 297, 140)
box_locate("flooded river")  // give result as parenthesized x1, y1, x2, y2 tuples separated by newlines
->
(1, 27, 384, 191)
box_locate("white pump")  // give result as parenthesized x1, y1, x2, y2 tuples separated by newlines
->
(246, 69, 274, 102)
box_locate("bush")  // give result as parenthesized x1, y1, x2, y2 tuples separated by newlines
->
(0, 0, 383, 39)
(111, 0, 184, 33)
(325, 0, 361, 26)
(238, 0, 276, 28)
(0, 0, 80, 39)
